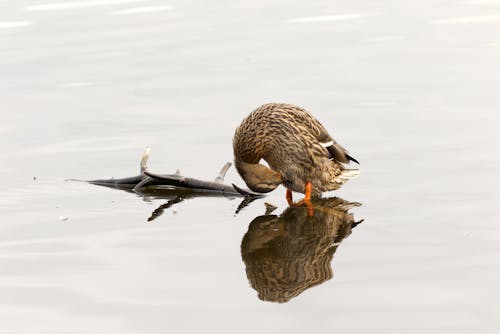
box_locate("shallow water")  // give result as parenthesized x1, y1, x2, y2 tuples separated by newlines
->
(1, 0, 499, 333)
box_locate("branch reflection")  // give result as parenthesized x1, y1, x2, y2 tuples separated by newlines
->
(241, 197, 363, 303)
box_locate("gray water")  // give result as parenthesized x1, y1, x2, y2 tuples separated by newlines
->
(1, 0, 500, 333)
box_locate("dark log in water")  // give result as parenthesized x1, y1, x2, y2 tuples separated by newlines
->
(76, 148, 264, 220)
(86, 147, 263, 197)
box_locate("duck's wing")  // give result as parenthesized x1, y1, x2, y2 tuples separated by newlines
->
(270, 103, 360, 165)
(300, 111, 359, 165)
(321, 137, 359, 165)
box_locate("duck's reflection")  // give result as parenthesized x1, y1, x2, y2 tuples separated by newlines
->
(241, 197, 362, 303)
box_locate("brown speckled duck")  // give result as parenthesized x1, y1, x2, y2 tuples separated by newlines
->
(233, 103, 359, 205)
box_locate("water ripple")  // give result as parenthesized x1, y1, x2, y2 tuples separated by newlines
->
(0, 21, 33, 29)
(25, 0, 147, 11)
(363, 35, 406, 43)
(460, 0, 500, 4)
(287, 13, 376, 23)
(430, 14, 500, 24)
(112, 6, 175, 15)
(57, 82, 95, 88)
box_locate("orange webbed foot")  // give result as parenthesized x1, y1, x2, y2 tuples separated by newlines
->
(289, 182, 314, 217)
(295, 199, 314, 217)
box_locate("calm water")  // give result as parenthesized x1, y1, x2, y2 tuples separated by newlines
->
(1, 0, 499, 333)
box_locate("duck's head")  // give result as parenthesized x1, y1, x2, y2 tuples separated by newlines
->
(235, 160, 283, 193)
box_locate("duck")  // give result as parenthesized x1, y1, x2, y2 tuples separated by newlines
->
(233, 103, 359, 206)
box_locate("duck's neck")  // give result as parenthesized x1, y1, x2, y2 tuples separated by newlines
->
(234, 159, 283, 193)
(235, 160, 263, 179)
(235, 159, 279, 180)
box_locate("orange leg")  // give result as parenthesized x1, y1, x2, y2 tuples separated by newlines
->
(286, 189, 293, 205)
(304, 182, 312, 201)
(294, 182, 314, 216)
(304, 182, 313, 216)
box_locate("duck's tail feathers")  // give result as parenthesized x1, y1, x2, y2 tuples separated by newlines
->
(326, 168, 359, 191)
(338, 168, 360, 181)
(339, 168, 359, 180)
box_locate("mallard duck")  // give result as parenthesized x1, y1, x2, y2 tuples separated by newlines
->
(233, 103, 359, 203)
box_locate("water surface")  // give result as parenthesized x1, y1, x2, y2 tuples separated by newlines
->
(1, 0, 499, 333)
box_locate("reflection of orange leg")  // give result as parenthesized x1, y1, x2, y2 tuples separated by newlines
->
(305, 202, 314, 217)
(286, 189, 293, 205)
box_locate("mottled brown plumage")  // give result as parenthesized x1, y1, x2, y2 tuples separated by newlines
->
(233, 103, 359, 196)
